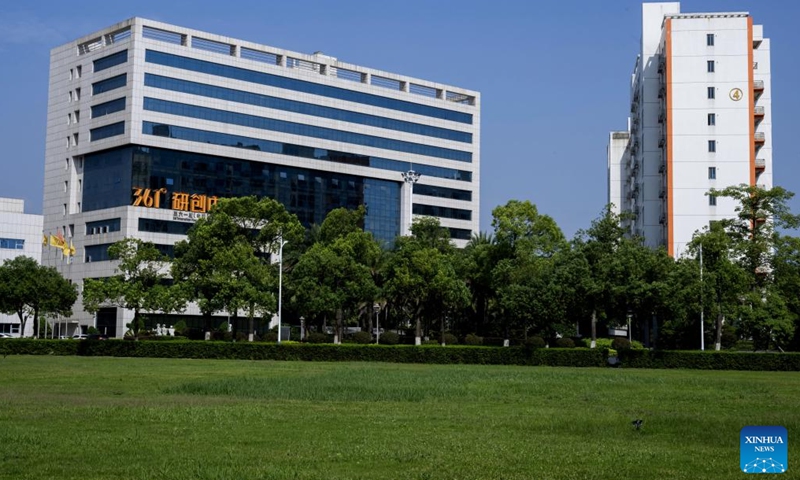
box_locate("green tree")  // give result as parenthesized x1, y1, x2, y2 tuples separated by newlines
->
(383, 218, 469, 345)
(685, 223, 749, 350)
(291, 207, 381, 343)
(83, 239, 182, 340)
(172, 196, 303, 340)
(0, 256, 77, 338)
(573, 206, 628, 348)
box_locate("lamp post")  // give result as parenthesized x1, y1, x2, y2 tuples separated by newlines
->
(373, 303, 381, 345)
(277, 234, 288, 344)
(402, 170, 421, 236)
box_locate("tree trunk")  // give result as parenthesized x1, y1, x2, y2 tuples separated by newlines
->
(230, 310, 238, 341)
(203, 311, 212, 341)
(248, 304, 255, 342)
(715, 314, 723, 351)
(367, 311, 373, 342)
(415, 316, 422, 346)
(590, 309, 597, 349)
(440, 315, 446, 346)
(335, 308, 343, 344)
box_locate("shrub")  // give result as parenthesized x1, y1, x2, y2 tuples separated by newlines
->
(422, 339, 439, 345)
(306, 332, 328, 344)
(611, 338, 631, 350)
(351, 331, 373, 344)
(721, 325, 738, 350)
(173, 321, 187, 335)
(463, 334, 483, 346)
(87, 326, 100, 335)
(555, 338, 575, 348)
(525, 336, 546, 349)
(379, 331, 399, 345)
(442, 333, 458, 345)
(263, 332, 278, 342)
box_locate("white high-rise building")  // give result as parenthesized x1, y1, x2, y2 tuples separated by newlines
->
(609, 2, 772, 257)
(42, 18, 480, 337)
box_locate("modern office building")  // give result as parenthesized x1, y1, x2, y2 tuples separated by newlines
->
(608, 2, 771, 257)
(43, 18, 480, 336)
(0, 198, 43, 337)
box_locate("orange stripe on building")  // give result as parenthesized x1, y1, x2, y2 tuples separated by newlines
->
(666, 18, 674, 257)
(747, 17, 755, 186)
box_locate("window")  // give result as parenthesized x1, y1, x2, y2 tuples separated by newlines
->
(78, 179, 82, 192)
(92, 74, 127, 95)
(75, 88, 81, 101)
(69, 68, 73, 80)
(0, 238, 25, 249)
(76, 65, 82, 78)
(707, 87, 715, 99)
(708, 167, 716, 179)
(708, 113, 716, 126)
(64, 180, 68, 192)
(68, 224, 74, 238)
(76, 202, 81, 213)
(709, 195, 717, 206)
(67, 113, 72, 125)
(86, 218, 121, 235)
(65, 158, 70, 170)
(74, 111, 80, 123)
(707, 61, 715, 73)
(90, 121, 124, 141)
(708, 140, 716, 152)
(93, 49, 128, 72)
(707, 34, 715, 46)
(91, 97, 126, 118)
(68, 91, 73, 102)
(62, 204, 67, 216)
(72, 133, 79, 146)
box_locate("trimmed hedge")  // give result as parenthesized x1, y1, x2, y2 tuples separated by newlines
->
(2, 340, 797, 370)
(616, 349, 800, 371)
(0, 339, 604, 367)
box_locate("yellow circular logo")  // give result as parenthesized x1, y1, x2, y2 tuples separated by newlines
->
(730, 88, 743, 101)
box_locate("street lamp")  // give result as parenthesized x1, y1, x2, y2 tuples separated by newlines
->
(277, 234, 288, 344)
(401, 170, 421, 236)
(373, 303, 381, 345)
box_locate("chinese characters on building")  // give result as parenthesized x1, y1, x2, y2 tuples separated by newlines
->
(132, 188, 220, 213)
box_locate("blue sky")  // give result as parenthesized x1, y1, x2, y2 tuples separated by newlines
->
(1, 0, 797, 239)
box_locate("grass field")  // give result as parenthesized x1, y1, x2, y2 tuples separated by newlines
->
(0, 357, 797, 479)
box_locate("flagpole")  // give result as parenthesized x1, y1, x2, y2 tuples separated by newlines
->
(700, 243, 704, 351)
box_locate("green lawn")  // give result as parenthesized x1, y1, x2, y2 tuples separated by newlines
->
(0, 356, 796, 479)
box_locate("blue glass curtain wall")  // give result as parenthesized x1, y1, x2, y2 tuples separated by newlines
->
(145, 50, 472, 124)
(142, 121, 472, 182)
(144, 74, 471, 143)
(143, 97, 471, 162)
(82, 145, 401, 244)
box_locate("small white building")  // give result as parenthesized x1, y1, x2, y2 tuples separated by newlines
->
(0, 198, 43, 337)
(609, 2, 772, 257)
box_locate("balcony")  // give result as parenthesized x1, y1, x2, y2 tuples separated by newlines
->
(658, 136, 665, 148)
(755, 158, 766, 171)
(659, 215, 666, 225)
(657, 56, 665, 74)
(754, 105, 765, 116)
(659, 161, 666, 173)
(659, 189, 666, 199)
(754, 132, 766, 143)
(658, 85, 666, 99)
(658, 110, 666, 124)
(753, 80, 764, 91)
